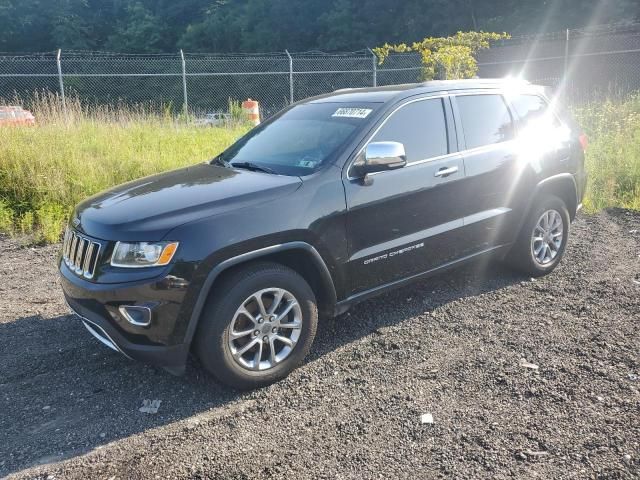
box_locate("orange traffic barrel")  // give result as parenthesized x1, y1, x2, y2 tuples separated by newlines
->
(242, 98, 260, 125)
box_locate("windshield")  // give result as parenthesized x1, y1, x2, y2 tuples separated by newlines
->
(216, 102, 378, 176)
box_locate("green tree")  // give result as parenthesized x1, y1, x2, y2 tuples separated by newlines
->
(0, 0, 53, 51)
(49, 0, 94, 50)
(374, 31, 510, 80)
(0, 0, 639, 53)
(179, 1, 244, 52)
(106, 2, 167, 52)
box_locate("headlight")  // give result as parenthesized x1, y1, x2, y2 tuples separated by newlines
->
(110, 241, 179, 268)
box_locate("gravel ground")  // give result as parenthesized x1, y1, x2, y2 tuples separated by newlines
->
(1, 209, 639, 479)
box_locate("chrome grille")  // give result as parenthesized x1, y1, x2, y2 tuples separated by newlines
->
(62, 228, 101, 279)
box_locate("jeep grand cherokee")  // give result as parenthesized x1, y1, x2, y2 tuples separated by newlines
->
(59, 79, 587, 389)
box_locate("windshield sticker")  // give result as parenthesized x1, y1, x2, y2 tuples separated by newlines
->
(297, 159, 318, 168)
(332, 107, 372, 119)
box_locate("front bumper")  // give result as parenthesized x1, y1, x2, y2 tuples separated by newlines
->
(65, 295, 189, 374)
(60, 260, 192, 375)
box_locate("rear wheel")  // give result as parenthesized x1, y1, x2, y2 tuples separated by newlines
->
(195, 262, 318, 390)
(507, 195, 570, 276)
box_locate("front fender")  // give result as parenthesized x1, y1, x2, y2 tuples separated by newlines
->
(181, 241, 337, 349)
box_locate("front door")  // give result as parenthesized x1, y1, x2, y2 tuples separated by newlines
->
(343, 96, 467, 295)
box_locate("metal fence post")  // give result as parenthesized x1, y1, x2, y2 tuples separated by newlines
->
(56, 49, 67, 115)
(368, 48, 377, 87)
(180, 49, 189, 118)
(564, 28, 570, 82)
(285, 50, 294, 104)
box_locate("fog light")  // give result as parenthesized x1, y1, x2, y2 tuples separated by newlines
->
(118, 305, 152, 327)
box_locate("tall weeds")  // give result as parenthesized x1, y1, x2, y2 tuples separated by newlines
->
(573, 94, 640, 212)
(0, 93, 248, 242)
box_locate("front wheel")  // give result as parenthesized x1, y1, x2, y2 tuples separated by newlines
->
(195, 262, 318, 390)
(506, 195, 570, 277)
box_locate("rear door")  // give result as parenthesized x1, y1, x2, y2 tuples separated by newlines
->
(343, 95, 468, 295)
(451, 92, 520, 254)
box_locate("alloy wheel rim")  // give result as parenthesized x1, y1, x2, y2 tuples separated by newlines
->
(531, 209, 564, 266)
(227, 288, 302, 371)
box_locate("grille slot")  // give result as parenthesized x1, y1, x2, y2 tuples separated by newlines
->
(62, 228, 101, 279)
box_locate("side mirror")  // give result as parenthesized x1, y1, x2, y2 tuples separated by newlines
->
(360, 141, 407, 176)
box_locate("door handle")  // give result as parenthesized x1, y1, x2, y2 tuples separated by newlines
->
(434, 166, 459, 177)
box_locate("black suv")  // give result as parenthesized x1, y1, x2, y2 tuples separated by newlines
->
(60, 79, 587, 389)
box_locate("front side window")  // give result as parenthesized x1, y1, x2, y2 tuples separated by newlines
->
(456, 94, 514, 150)
(218, 102, 378, 176)
(370, 98, 448, 163)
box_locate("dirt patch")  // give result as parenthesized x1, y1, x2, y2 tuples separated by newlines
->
(1, 209, 639, 479)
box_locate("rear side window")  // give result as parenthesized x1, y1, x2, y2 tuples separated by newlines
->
(511, 94, 560, 127)
(371, 98, 448, 162)
(456, 94, 514, 149)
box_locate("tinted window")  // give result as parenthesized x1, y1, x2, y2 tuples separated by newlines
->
(456, 95, 514, 149)
(511, 94, 560, 127)
(371, 98, 448, 162)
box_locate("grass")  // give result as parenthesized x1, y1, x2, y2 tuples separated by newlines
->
(0, 95, 249, 242)
(0, 93, 639, 243)
(572, 93, 640, 212)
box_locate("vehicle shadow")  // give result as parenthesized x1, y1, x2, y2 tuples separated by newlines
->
(0, 259, 525, 477)
(309, 258, 526, 363)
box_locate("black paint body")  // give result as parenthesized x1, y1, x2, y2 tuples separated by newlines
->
(59, 80, 587, 373)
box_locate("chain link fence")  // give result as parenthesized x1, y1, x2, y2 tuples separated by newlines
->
(0, 49, 426, 119)
(1, 23, 639, 120)
(478, 23, 640, 102)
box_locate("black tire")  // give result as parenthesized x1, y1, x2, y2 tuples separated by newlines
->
(195, 262, 318, 390)
(506, 194, 570, 277)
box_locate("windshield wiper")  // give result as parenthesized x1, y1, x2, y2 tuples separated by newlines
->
(211, 156, 231, 168)
(231, 162, 277, 175)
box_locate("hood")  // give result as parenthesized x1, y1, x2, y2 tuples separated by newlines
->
(73, 163, 302, 241)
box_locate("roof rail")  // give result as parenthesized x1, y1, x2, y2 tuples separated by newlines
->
(420, 78, 531, 87)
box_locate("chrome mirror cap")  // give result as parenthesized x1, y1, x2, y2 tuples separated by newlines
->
(362, 141, 407, 174)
